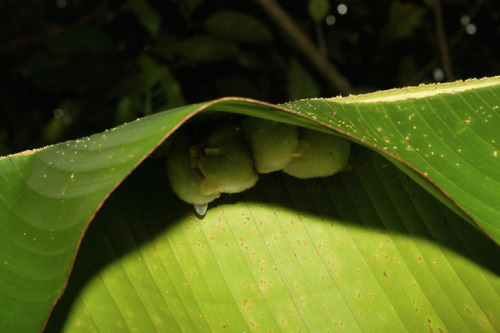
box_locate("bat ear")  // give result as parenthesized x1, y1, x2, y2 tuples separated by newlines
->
(200, 178, 220, 195)
(291, 139, 311, 157)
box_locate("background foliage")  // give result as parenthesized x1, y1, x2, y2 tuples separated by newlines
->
(1, 0, 500, 155)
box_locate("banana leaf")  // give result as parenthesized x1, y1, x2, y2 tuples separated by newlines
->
(0, 77, 498, 332)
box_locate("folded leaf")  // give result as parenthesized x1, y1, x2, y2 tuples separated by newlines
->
(1, 78, 499, 331)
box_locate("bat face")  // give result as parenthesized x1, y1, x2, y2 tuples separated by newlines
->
(166, 118, 350, 216)
(196, 125, 259, 195)
(165, 132, 219, 206)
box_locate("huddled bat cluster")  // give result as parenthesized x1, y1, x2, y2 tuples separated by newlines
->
(166, 117, 350, 215)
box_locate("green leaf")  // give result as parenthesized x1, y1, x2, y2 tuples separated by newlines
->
(47, 150, 500, 332)
(1, 78, 499, 331)
(285, 77, 500, 241)
(308, 0, 330, 23)
(175, 36, 238, 63)
(385, 1, 426, 40)
(287, 57, 321, 100)
(0, 104, 199, 331)
(204, 10, 273, 44)
(127, 0, 161, 37)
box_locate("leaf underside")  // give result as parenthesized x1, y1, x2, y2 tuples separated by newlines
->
(46, 150, 500, 332)
(0, 78, 499, 331)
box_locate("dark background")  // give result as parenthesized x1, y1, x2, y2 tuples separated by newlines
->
(1, 0, 499, 154)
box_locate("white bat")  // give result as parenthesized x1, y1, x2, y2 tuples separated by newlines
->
(166, 118, 350, 216)
(282, 127, 350, 179)
(242, 117, 299, 174)
(195, 125, 259, 195)
(165, 132, 219, 216)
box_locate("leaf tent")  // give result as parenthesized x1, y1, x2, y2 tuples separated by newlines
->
(0, 77, 499, 332)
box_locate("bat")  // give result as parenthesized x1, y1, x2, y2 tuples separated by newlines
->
(242, 117, 299, 173)
(166, 118, 350, 216)
(165, 132, 219, 215)
(282, 127, 350, 179)
(195, 125, 259, 195)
